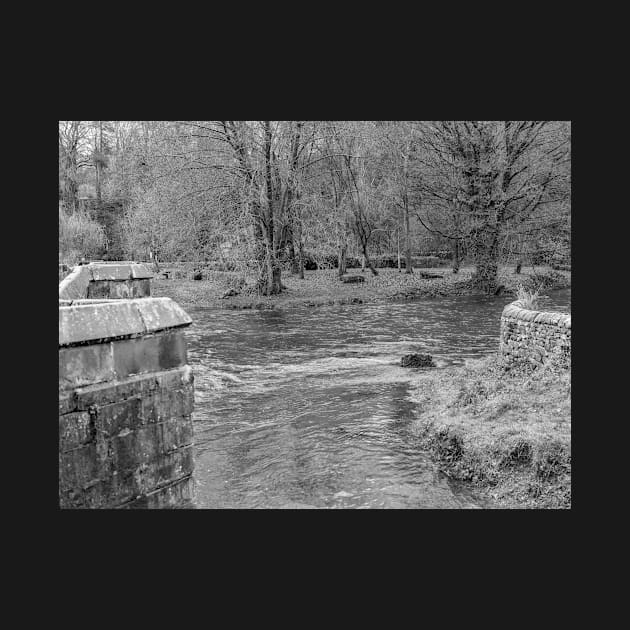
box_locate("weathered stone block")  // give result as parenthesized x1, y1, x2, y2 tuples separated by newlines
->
(89, 264, 132, 281)
(59, 392, 77, 415)
(160, 416, 194, 452)
(74, 366, 193, 410)
(59, 266, 91, 300)
(104, 445, 194, 504)
(59, 411, 93, 451)
(59, 301, 146, 346)
(109, 424, 158, 473)
(140, 385, 194, 423)
(120, 475, 194, 509)
(155, 447, 194, 487)
(86, 279, 152, 299)
(87, 280, 118, 299)
(112, 331, 187, 378)
(134, 297, 192, 333)
(129, 264, 153, 280)
(59, 443, 99, 491)
(59, 343, 114, 390)
(96, 396, 144, 437)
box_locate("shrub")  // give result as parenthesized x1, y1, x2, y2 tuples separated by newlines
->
(433, 427, 464, 462)
(59, 205, 107, 265)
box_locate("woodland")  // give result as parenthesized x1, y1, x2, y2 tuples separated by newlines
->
(59, 121, 571, 294)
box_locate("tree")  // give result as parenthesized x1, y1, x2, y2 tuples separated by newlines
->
(59, 121, 92, 212)
(378, 121, 418, 273)
(411, 121, 570, 291)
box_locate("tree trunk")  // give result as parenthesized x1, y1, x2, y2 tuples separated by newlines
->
(95, 121, 103, 205)
(288, 236, 299, 274)
(404, 203, 412, 274)
(264, 238, 281, 295)
(452, 239, 461, 273)
(338, 244, 347, 277)
(361, 242, 378, 276)
(403, 150, 413, 274)
(298, 240, 304, 279)
(471, 227, 500, 293)
(260, 121, 282, 295)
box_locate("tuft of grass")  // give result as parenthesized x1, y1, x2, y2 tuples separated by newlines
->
(516, 284, 541, 309)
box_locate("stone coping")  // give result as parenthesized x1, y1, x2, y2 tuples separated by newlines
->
(59, 297, 192, 346)
(59, 262, 153, 299)
(502, 300, 571, 328)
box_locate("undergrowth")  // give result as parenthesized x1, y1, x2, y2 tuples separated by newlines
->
(410, 354, 571, 508)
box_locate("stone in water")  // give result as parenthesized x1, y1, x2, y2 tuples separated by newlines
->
(401, 353, 436, 368)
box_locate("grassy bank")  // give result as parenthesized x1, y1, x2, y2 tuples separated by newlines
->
(151, 265, 570, 310)
(408, 354, 571, 509)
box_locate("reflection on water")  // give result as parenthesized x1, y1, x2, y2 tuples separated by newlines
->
(186, 289, 571, 509)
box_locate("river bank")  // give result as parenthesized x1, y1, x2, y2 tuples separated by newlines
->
(151, 265, 570, 310)
(408, 354, 571, 509)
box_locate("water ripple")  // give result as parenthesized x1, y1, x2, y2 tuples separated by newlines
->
(186, 289, 571, 509)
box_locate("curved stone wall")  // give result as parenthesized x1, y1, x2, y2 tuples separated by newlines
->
(499, 300, 571, 367)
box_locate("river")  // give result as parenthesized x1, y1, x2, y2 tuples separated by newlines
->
(185, 289, 571, 509)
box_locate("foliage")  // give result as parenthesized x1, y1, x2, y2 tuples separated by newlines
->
(58, 205, 107, 265)
(59, 121, 570, 295)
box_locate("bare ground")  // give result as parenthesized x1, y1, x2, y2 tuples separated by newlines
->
(151, 265, 570, 310)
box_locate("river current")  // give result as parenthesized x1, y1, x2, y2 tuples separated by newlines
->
(185, 289, 571, 509)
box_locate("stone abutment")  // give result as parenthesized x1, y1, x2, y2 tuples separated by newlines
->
(59, 263, 195, 508)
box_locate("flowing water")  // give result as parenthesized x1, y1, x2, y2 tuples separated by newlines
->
(186, 288, 571, 509)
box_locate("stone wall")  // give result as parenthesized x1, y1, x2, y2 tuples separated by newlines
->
(59, 294, 195, 508)
(499, 300, 571, 367)
(59, 262, 153, 300)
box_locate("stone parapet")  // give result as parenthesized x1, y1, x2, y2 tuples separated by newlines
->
(59, 297, 192, 347)
(59, 262, 153, 300)
(500, 300, 571, 367)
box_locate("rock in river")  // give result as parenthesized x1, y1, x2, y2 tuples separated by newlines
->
(401, 353, 436, 368)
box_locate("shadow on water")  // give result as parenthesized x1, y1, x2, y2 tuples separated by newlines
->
(185, 289, 571, 509)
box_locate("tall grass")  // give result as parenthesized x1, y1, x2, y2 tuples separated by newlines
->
(59, 205, 107, 265)
(516, 284, 541, 309)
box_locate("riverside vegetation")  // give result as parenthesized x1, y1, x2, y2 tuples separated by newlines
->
(409, 352, 571, 509)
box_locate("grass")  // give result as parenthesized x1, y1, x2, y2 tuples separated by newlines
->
(516, 285, 541, 309)
(151, 265, 570, 310)
(408, 353, 571, 509)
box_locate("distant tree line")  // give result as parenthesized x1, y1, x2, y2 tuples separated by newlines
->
(59, 121, 570, 293)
